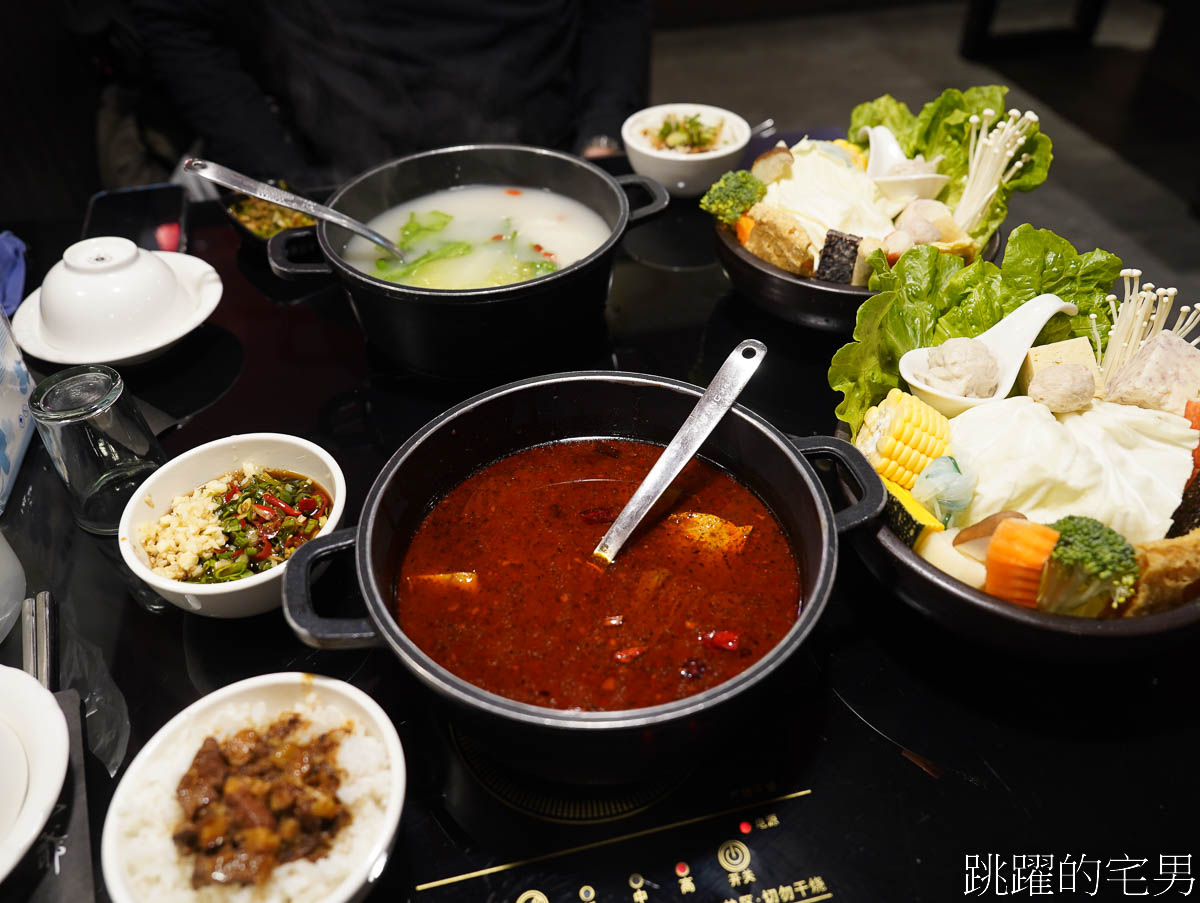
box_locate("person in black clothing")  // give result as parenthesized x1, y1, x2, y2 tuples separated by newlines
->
(131, 0, 652, 183)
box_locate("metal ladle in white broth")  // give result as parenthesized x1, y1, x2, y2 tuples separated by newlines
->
(182, 158, 407, 260)
(593, 339, 767, 565)
(899, 293, 1078, 418)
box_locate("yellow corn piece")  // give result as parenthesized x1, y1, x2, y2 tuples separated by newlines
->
(854, 389, 950, 490)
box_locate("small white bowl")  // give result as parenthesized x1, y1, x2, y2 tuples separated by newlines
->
(101, 672, 406, 903)
(118, 433, 347, 618)
(621, 102, 750, 197)
(12, 236, 222, 366)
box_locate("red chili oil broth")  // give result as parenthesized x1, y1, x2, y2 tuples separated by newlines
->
(394, 438, 802, 711)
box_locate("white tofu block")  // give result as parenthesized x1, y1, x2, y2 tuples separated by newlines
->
(1016, 336, 1102, 397)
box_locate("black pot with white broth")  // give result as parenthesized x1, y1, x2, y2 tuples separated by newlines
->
(268, 144, 669, 379)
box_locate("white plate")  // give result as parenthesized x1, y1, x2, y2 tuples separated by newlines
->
(0, 665, 70, 883)
(101, 672, 407, 903)
(11, 252, 222, 366)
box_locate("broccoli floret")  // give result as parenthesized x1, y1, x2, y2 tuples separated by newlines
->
(699, 170, 765, 226)
(1037, 515, 1139, 617)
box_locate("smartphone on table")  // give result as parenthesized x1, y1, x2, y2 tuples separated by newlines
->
(82, 183, 188, 251)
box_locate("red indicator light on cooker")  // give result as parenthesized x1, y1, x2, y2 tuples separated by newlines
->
(675, 862, 689, 877)
(739, 821, 752, 834)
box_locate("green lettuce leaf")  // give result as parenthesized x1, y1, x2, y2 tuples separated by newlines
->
(397, 210, 453, 250)
(932, 260, 1005, 343)
(829, 225, 1122, 437)
(994, 224, 1123, 347)
(847, 85, 1054, 249)
(829, 246, 965, 435)
(848, 95, 918, 154)
(375, 240, 472, 281)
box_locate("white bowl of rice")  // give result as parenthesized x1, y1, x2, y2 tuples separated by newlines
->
(101, 672, 406, 903)
(118, 433, 347, 618)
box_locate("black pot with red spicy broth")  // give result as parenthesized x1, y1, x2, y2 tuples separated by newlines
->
(283, 371, 883, 784)
(396, 438, 801, 712)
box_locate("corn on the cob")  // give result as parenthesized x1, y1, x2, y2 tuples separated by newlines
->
(854, 388, 950, 489)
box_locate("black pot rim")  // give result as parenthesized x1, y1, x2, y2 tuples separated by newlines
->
(355, 369, 840, 732)
(316, 143, 631, 303)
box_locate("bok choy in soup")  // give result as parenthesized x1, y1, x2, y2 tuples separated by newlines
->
(342, 185, 610, 290)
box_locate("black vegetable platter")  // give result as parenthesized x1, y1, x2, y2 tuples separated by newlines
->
(716, 223, 1002, 335)
(715, 129, 1000, 335)
(833, 432, 1200, 660)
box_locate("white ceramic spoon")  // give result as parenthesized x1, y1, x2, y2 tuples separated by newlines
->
(899, 292, 1079, 418)
(0, 717, 29, 839)
(860, 125, 949, 202)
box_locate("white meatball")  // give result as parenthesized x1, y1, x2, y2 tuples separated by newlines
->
(1028, 363, 1095, 413)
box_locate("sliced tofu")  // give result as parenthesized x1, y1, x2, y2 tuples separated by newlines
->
(1016, 336, 1102, 398)
(409, 571, 479, 592)
(664, 512, 753, 556)
(1105, 331, 1200, 416)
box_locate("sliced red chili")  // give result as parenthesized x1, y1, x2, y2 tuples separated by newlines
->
(224, 481, 239, 503)
(250, 504, 282, 538)
(614, 646, 647, 663)
(700, 630, 740, 651)
(253, 539, 273, 561)
(491, 234, 504, 241)
(579, 507, 616, 525)
(505, 189, 521, 195)
(263, 493, 300, 517)
(297, 497, 319, 515)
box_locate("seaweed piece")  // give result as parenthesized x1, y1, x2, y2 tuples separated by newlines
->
(1167, 476, 1200, 538)
(816, 229, 862, 283)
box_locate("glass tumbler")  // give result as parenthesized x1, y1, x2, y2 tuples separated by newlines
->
(30, 365, 166, 535)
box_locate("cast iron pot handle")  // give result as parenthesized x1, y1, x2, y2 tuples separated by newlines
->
(787, 434, 886, 533)
(267, 226, 334, 279)
(282, 528, 383, 649)
(615, 173, 671, 225)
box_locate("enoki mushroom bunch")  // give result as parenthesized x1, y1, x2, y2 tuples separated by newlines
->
(953, 108, 1039, 234)
(1091, 268, 1192, 388)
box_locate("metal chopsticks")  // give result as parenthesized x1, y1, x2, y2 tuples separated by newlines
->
(20, 591, 55, 691)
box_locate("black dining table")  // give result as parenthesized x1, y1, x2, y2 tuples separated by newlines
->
(1, 166, 1197, 903)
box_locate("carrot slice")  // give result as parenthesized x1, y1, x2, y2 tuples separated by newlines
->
(984, 518, 1059, 608)
(1185, 400, 1200, 482)
(736, 214, 755, 246)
